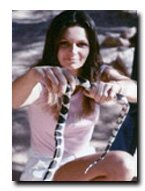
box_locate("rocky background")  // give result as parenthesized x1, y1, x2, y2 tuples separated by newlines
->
(12, 10, 138, 181)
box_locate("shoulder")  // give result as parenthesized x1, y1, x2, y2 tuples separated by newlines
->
(99, 64, 129, 81)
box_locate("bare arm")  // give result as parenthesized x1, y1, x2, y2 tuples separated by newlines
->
(12, 66, 77, 109)
(100, 65, 137, 103)
(12, 68, 43, 109)
(84, 65, 137, 103)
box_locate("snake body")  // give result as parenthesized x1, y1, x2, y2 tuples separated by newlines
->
(43, 77, 129, 181)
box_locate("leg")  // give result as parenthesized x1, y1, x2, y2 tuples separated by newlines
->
(53, 151, 135, 181)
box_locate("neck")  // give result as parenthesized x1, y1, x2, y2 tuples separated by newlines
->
(69, 69, 79, 77)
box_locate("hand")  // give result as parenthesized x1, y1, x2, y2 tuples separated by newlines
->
(83, 81, 122, 103)
(32, 66, 77, 96)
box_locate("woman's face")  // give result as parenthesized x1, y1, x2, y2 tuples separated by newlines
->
(57, 26, 90, 76)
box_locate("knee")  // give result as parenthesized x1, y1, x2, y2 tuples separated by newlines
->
(110, 151, 135, 181)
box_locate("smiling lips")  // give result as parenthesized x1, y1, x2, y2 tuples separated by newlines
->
(66, 58, 79, 63)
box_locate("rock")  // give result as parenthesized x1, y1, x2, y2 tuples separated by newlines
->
(101, 35, 130, 48)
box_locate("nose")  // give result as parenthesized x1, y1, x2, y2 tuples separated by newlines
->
(70, 44, 78, 54)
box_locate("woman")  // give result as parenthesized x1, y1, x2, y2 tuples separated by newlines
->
(12, 10, 137, 181)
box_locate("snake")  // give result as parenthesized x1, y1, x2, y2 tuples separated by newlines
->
(43, 77, 129, 181)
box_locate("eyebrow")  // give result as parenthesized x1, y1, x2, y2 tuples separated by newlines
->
(59, 39, 89, 43)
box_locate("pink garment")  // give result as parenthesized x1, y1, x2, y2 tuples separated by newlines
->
(28, 83, 100, 159)
(20, 65, 109, 181)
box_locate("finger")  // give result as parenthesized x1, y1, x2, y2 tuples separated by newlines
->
(41, 68, 53, 91)
(87, 83, 102, 102)
(51, 67, 67, 94)
(33, 67, 53, 92)
(63, 69, 76, 92)
(109, 86, 117, 99)
(46, 68, 59, 93)
(103, 84, 112, 97)
(96, 82, 104, 98)
(101, 83, 115, 102)
(96, 83, 110, 103)
(33, 67, 48, 85)
(91, 83, 102, 102)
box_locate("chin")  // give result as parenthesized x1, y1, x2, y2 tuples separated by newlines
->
(70, 63, 83, 69)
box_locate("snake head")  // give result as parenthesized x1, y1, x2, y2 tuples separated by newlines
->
(76, 77, 91, 90)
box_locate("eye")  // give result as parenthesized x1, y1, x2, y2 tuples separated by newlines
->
(77, 42, 89, 48)
(58, 41, 69, 48)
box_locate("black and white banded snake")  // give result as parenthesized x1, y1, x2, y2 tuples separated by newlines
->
(43, 77, 129, 181)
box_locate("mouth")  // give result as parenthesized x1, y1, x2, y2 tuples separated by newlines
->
(67, 58, 80, 63)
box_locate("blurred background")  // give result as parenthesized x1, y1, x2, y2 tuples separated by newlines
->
(12, 10, 138, 181)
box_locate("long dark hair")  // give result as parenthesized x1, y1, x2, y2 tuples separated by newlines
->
(38, 10, 102, 115)
(39, 10, 102, 81)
